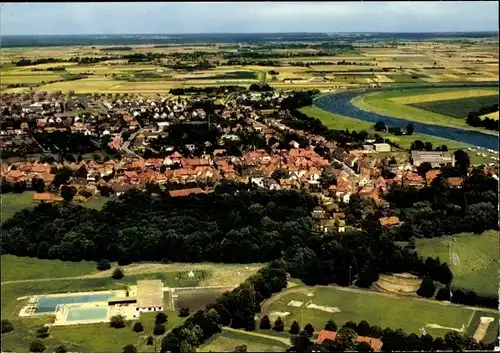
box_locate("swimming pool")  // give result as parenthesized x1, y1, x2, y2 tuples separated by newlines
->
(36, 293, 112, 313)
(66, 306, 109, 322)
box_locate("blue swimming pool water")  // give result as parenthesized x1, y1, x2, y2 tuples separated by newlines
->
(66, 307, 109, 321)
(36, 293, 112, 313)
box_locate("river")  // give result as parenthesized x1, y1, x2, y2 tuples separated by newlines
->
(314, 89, 499, 150)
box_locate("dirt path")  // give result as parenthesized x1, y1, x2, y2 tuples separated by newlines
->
(222, 327, 291, 346)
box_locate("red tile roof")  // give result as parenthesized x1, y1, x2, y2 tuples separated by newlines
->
(316, 330, 383, 352)
(168, 188, 204, 197)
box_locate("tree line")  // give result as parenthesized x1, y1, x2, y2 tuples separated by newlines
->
(465, 104, 499, 131)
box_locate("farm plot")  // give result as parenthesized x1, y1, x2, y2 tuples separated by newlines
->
(198, 330, 289, 352)
(481, 111, 499, 120)
(390, 89, 498, 104)
(409, 95, 499, 118)
(173, 288, 229, 311)
(262, 285, 489, 340)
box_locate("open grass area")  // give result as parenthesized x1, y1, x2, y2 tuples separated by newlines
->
(1, 255, 98, 282)
(262, 284, 492, 340)
(198, 329, 289, 352)
(352, 87, 499, 135)
(411, 231, 499, 296)
(298, 106, 491, 165)
(481, 111, 499, 120)
(410, 95, 499, 118)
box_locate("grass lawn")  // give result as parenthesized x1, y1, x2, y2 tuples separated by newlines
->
(411, 231, 499, 296)
(299, 106, 491, 165)
(198, 329, 289, 352)
(263, 285, 483, 339)
(1, 255, 98, 282)
(351, 87, 499, 135)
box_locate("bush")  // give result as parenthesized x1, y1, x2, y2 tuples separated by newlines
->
(29, 340, 46, 352)
(417, 276, 436, 298)
(273, 317, 284, 332)
(179, 307, 190, 317)
(155, 312, 168, 324)
(147, 336, 154, 345)
(132, 322, 144, 332)
(435, 287, 451, 301)
(36, 326, 49, 338)
(325, 319, 337, 332)
(112, 268, 124, 279)
(153, 324, 166, 336)
(122, 344, 137, 353)
(1, 319, 13, 334)
(110, 315, 126, 328)
(259, 315, 271, 330)
(289, 320, 300, 335)
(97, 259, 111, 271)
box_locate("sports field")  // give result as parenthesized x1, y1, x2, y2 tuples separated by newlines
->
(261, 284, 498, 342)
(412, 231, 499, 297)
(352, 87, 499, 134)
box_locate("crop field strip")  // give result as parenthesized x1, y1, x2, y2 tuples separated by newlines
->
(409, 95, 499, 119)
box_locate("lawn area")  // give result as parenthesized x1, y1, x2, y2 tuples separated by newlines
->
(410, 95, 499, 119)
(352, 87, 499, 135)
(298, 106, 491, 166)
(1, 255, 98, 282)
(411, 231, 499, 296)
(263, 285, 484, 339)
(198, 329, 289, 352)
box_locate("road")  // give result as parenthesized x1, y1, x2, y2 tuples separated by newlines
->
(121, 127, 144, 159)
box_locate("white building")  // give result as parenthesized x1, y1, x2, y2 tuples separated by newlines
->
(373, 143, 391, 152)
(135, 280, 164, 313)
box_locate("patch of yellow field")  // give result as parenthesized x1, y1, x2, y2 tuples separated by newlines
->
(391, 89, 499, 104)
(374, 75, 395, 83)
(0, 74, 63, 84)
(38, 78, 122, 93)
(481, 111, 499, 120)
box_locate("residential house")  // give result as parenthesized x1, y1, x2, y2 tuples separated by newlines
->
(168, 188, 204, 197)
(379, 216, 401, 228)
(316, 330, 383, 352)
(447, 177, 463, 188)
(411, 151, 453, 168)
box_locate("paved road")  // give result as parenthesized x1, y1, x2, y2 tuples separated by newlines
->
(121, 127, 144, 159)
(222, 326, 291, 346)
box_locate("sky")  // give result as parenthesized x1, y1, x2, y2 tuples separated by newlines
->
(1, 2, 498, 35)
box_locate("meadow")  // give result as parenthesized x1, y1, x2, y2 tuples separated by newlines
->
(411, 231, 499, 297)
(262, 284, 497, 341)
(199, 329, 289, 352)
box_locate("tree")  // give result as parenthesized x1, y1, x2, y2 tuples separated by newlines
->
(97, 259, 111, 271)
(234, 345, 247, 353)
(435, 287, 451, 301)
(36, 326, 49, 338)
(1, 319, 13, 333)
(132, 321, 144, 332)
(406, 123, 415, 136)
(55, 346, 67, 353)
(32, 177, 45, 193)
(271, 169, 288, 181)
(336, 327, 358, 351)
(29, 340, 46, 352)
(122, 344, 137, 353)
(259, 315, 271, 330)
(112, 268, 124, 279)
(60, 185, 76, 202)
(325, 319, 337, 332)
(179, 307, 190, 317)
(417, 276, 436, 298)
(291, 330, 314, 352)
(110, 315, 125, 328)
(357, 320, 371, 337)
(374, 121, 386, 132)
(273, 317, 284, 332)
(411, 140, 425, 151)
(417, 162, 433, 176)
(289, 320, 301, 335)
(357, 341, 374, 352)
(304, 323, 315, 337)
(155, 312, 168, 325)
(454, 150, 470, 176)
(424, 142, 433, 151)
(154, 324, 166, 336)
(146, 336, 154, 345)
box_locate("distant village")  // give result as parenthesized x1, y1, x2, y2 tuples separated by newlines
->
(1, 90, 498, 232)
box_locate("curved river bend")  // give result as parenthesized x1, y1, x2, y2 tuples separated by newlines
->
(314, 90, 499, 150)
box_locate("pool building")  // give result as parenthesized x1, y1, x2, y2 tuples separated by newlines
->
(19, 280, 165, 327)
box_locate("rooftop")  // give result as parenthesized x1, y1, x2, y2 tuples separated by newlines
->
(136, 280, 164, 308)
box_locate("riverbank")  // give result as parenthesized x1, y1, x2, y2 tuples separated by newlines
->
(299, 106, 492, 166)
(352, 87, 499, 136)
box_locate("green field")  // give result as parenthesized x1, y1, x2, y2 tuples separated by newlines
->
(263, 285, 497, 341)
(198, 329, 289, 352)
(352, 87, 499, 135)
(190, 71, 258, 80)
(1, 255, 98, 282)
(299, 105, 491, 165)
(389, 74, 426, 83)
(410, 95, 499, 119)
(412, 231, 499, 296)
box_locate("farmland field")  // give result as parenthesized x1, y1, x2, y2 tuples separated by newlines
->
(174, 288, 229, 311)
(261, 284, 498, 342)
(481, 111, 499, 120)
(352, 87, 499, 134)
(411, 230, 499, 296)
(409, 95, 499, 118)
